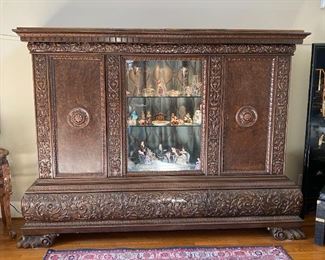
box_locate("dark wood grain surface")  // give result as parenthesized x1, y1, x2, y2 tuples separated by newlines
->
(13, 28, 309, 247)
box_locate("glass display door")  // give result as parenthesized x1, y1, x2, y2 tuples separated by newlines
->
(125, 58, 204, 173)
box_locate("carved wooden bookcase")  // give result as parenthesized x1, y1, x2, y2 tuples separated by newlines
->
(14, 28, 309, 248)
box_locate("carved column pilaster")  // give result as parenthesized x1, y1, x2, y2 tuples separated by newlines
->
(207, 57, 223, 175)
(33, 55, 53, 178)
(271, 56, 291, 175)
(106, 55, 122, 176)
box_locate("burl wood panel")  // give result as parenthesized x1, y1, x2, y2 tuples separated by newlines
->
(222, 56, 275, 174)
(50, 55, 106, 177)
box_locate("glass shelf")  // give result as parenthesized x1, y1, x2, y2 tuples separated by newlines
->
(127, 95, 202, 99)
(128, 124, 201, 128)
(125, 59, 204, 173)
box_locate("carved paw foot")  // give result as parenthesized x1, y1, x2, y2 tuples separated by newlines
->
(268, 227, 305, 240)
(17, 234, 59, 248)
(9, 230, 16, 239)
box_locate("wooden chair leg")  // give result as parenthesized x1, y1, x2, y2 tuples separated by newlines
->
(1, 193, 12, 231)
(1, 195, 7, 226)
(0, 149, 15, 238)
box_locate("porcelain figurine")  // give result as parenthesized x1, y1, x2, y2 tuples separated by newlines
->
(170, 113, 179, 126)
(184, 85, 192, 96)
(177, 147, 190, 165)
(128, 65, 142, 96)
(138, 141, 154, 165)
(180, 66, 189, 94)
(156, 78, 167, 96)
(138, 111, 146, 126)
(178, 105, 186, 120)
(127, 116, 136, 126)
(193, 109, 202, 124)
(146, 111, 152, 125)
(156, 144, 166, 161)
(153, 64, 167, 96)
(128, 110, 138, 126)
(195, 158, 201, 170)
(184, 113, 193, 124)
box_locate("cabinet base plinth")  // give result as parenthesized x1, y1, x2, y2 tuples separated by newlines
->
(19, 179, 304, 247)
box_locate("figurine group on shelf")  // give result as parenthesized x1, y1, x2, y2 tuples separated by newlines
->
(126, 63, 202, 97)
(135, 141, 192, 166)
(127, 109, 202, 126)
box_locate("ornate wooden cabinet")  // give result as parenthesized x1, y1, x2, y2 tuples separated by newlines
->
(14, 28, 309, 248)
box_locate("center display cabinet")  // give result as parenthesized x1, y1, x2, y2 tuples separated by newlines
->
(14, 28, 309, 248)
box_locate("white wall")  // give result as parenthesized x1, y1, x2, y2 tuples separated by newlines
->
(1, 0, 324, 217)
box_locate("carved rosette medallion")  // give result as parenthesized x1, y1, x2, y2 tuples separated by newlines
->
(235, 106, 258, 127)
(67, 107, 90, 128)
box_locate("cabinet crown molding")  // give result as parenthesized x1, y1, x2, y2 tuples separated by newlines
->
(13, 27, 310, 44)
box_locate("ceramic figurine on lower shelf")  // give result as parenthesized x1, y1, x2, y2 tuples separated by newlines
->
(156, 144, 167, 161)
(178, 147, 191, 165)
(138, 141, 155, 165)
(195, 158, 201, 170)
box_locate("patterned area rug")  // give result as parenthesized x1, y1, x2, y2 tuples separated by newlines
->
(43, 246, 292, 260)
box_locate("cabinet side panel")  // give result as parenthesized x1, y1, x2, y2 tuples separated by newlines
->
(51, 55, 106, 177)
(222, 56, 274, 173)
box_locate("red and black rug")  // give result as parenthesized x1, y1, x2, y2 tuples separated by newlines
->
(43, 246, 291, 259)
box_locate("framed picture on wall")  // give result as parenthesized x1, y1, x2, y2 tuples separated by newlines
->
(302, 43, 325, 213)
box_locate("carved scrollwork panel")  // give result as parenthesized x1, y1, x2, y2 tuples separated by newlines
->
(106, 55, 122, 176)
(207, 57, 223, 175)
(207, 189, 302, 217)
(272, 57, 291, 175)
(33, 55, 53, 178)
(124, 191, 208, 220)
(21, 193, 124, 222)
(27, 43, 296, 55)
(21, 189, 302, 222)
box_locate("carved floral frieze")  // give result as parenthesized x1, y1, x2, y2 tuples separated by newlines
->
(21, 189, 302, 222)
(27, 43, 296, 55)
